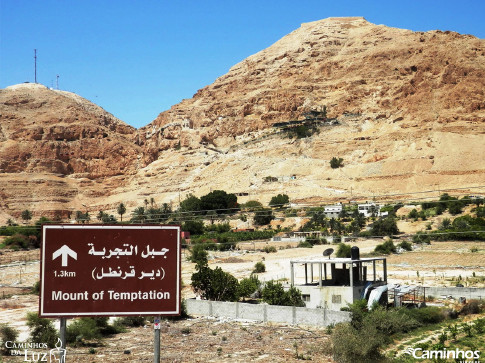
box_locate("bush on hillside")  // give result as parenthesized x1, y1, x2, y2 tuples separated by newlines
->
(0, 324, 19, 355)
(398, 240, 412, 251)
(261, 281, 305, 307)
(238, 275, 261, 300)
(26, 312, 58, 348)
(374, 239, 396, 255)
(253, 261, 266, 273)
(336, 243, 351, 258)
(191, 264, 239, 302)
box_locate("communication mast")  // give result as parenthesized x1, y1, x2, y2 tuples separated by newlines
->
(56, 75, 59, 90)
(34, 49, 37, 83)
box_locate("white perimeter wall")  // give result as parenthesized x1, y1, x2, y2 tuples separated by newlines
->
(186, 299, 351, 327)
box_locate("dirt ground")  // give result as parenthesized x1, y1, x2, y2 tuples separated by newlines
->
(0, 294, 333, 362)
(0, 239, 484, 362)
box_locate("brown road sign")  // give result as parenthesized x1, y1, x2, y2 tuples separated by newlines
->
(40, 225, 181, 317)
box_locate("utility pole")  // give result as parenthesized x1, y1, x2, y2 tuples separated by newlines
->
(56, 75, 59, 90)
(34, 49, 37, 83)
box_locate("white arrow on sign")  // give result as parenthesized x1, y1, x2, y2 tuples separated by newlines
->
(52, 245, 77, 267)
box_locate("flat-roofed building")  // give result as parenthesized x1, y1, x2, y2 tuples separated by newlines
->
(288, 250, 387, 310)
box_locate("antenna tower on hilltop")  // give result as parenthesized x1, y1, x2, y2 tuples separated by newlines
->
(34, 49, 37, 83)
(56, 75, 59, 90)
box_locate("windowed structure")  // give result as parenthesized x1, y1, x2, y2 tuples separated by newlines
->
(289, 255, 387, 310)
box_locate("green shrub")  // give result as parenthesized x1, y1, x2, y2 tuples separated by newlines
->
(4, 234, 31, 250)
(31, 280, 40, 295)
(374, 239, 396, 255)
(261, 280, 287, 305)
(263, 245, 277, 253)
(398, 241, 412, 251)
(413, 232, 431, 244)
(243, 200, 263, 209)
(261, 281, 305, 307)
(401, 306, 446, 324)
(336, 243, 351, 258)
(113, 316, 146, 328)
(332, 304, 425, 363)
(238, 275, 260, 300)
(462, 323, 473, 337)
(26, 312, 58, 348)
(473, 318, 485, 334)
(330, 157, 344, 169)
(253, 208, 274, 225)
(0, 324, 19, 355)
(408, 209, 419, 220)
(188, 243, 208, 265)
(205, 223, 231, 233)
(297, 241, 313, 248)
(476, 207, 485, 218)
(371, 216, 399, 236)
(331, 322, 385, 363)
(253, 261, 266, 273)
(448, 202, 463, 215)
(191, 265, 239, 301)
(269, 194, 289, 207)
(285, 286, 306, 307)
(460, 300, 483, 315)
(66, 317, 125, 346)
(66, 318, 102, 345)
(340, 299, 368, 329)
(182, 220, 205, 235)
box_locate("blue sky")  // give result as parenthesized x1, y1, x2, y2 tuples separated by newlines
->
(1, 0, 484, 129)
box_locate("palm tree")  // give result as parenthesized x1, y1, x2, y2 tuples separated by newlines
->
(131, 207, 146, 223)
(117, 203, 126, 222)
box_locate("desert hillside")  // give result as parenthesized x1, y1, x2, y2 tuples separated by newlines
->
(141, 17, 485, 153)
(0, 83, 149, 220)
(0, 17, 484, 222)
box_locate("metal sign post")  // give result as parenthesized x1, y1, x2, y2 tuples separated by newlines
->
(59, 318, 67, 361)
(154, 316, 161, 363)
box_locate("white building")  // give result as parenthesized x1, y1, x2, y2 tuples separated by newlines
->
(357, 203, 388, 218)
(324, 204, 342, 218)
(289, 255, 388, 310)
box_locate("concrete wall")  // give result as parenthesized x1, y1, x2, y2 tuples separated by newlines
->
(186, 299, 351, 327)
(425, 287, 485, 300)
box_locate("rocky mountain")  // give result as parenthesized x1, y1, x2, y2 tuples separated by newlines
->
(1, 17, 484, 223)
(0, 83, 148, 220)
(140, 17, 485, 153)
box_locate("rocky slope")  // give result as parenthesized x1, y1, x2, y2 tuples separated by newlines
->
(1, 17, 484, 223)
(141, 17, 485, 153)
(0, 83, 148, 220)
